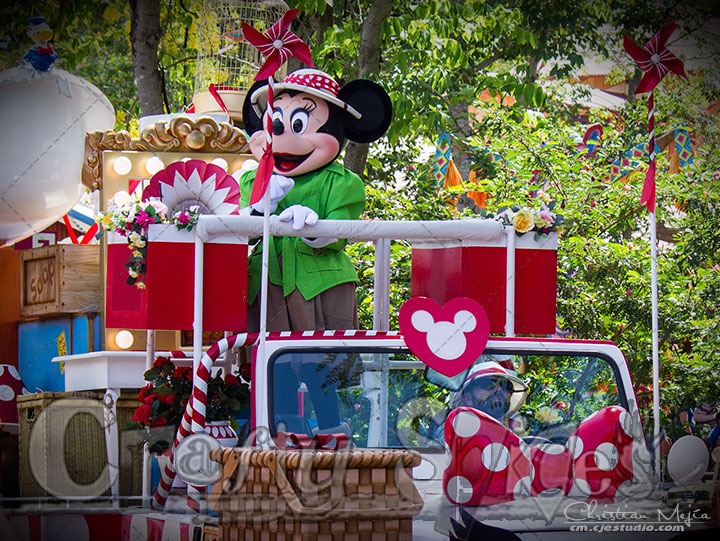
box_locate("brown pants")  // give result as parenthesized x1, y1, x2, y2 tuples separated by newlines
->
(246, 282, 359, 332)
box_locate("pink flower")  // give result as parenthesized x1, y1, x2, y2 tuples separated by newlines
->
(175, 212, 190, 225)
(135, 210, 154, 228)
(539, 209, 554, 225)
(148, 200, 168, 217)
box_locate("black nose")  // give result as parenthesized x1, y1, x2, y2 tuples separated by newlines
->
(272, 119, 284, 135)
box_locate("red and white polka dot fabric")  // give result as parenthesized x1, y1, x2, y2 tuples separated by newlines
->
(443, 405, 640, 506)
(283, 69, 341, 97)
(0, 364, 30, 427)
(567, 405, 636, 501)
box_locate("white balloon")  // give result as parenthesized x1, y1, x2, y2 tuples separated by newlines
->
(667, 435, 709, 484)
(0, 67, 115, 247)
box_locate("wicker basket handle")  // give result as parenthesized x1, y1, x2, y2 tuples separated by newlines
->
(267, 451, 350, 518)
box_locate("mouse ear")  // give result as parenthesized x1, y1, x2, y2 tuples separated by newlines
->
(241, 79, 269, 135)
(337, 79, 392, 143)
(411, 310, 435, 333)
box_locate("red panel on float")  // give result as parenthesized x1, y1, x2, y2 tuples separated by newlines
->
(411, 233, 557, 335)
(105, 226, 247, 331)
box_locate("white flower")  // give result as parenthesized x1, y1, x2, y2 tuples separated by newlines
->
(110, 190, 133, 209)
(128, 232, 146, 248)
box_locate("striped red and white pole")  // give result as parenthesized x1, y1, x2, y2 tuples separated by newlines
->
(151, 333, 260, 511)
(641, 90, 657, 213)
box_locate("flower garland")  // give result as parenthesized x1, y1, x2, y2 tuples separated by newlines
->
(97, 191, 199, 288)
(493, 203, 564, 239)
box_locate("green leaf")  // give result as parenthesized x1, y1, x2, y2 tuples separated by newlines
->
(524, 84, 536, 105)
(528, 31, 538, 49)
(392, 17, 402, 36)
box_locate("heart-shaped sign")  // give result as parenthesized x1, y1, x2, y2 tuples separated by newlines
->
(399, 296, 490, 377)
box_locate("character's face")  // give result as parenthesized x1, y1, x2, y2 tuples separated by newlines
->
(264, 92, 340, 177)
(461, 377, 511, 420)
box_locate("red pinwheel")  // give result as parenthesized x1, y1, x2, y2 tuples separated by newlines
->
(623, 24, 687, 213)
(241, 9, 314, 81)
(623, 24, 687, 95)
(241, 9, 315, 204)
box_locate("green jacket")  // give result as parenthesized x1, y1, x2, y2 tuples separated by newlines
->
(238, 161, 366, 303)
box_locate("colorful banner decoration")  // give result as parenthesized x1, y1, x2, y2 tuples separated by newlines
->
(674, 126, 693, 167)
(432, 133, 451, 187)
(604, 141, 661, 183)
(581, 123, 603, 158)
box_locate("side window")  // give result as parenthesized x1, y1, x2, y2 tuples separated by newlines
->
(516, 355, 622, 444)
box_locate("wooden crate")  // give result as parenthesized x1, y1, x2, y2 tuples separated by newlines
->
(20, 244, 101, 317)
(209, 447, 424, 541)
(18, 391, 143, 499)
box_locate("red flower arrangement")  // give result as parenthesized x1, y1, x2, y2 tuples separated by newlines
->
(128, 355, 250, 453)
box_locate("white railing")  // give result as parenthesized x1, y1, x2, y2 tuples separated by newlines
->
(189, 215, 520, 367)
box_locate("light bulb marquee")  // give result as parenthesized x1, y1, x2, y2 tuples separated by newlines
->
(88, 115, 252, 351)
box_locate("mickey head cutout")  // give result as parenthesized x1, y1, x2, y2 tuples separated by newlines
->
(242, 68, 392, 176)
(399, 297, 490, 377)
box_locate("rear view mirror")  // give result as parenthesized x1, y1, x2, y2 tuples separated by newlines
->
(424, 366, 470, 392)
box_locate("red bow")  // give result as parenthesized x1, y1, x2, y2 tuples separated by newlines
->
(623, 24, 687, 95)
(273, 431, 349, 451)
(241, 9, 314, 81)
(37, 45, 54, 55)
(444, 406, 647, 506)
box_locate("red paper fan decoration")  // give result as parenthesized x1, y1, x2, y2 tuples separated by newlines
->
(142, 159, 240, 215)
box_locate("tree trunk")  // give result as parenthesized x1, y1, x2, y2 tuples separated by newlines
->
(449, 101, 471, 182)
(130, 0, 164, 118)
(344, 0, 392, 176)
(626, 67, 643, 101)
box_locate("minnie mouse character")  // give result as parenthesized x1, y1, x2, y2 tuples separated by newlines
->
(238, 68, 392, 331)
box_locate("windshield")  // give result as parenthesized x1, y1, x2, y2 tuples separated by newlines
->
(268, 348, 623, 449)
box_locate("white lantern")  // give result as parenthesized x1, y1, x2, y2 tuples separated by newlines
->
(0, 67, 115, 247)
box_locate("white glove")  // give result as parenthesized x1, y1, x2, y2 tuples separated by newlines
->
(301, 236, 338, 248)
(278, 205, 318, 230)
(250, 174, 294, 214)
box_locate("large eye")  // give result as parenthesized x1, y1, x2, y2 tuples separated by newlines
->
(290, 109, 310, 134)
(271, 108, 283, 122)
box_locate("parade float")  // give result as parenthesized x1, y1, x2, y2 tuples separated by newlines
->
(1, 5, 718, 541)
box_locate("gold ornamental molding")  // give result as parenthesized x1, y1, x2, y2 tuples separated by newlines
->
(84, 116, 249, 189)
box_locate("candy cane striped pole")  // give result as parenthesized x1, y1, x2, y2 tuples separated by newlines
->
(257, 75, 275, 389)
(152, 333, 260, 511)
(647, 90, 662, 485)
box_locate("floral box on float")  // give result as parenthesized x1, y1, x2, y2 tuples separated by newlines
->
(410, 232, 557, 335)
(106, 225, 247, 331)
